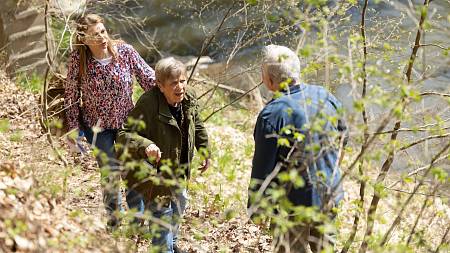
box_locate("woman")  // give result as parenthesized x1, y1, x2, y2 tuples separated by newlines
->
(64, 13, 156, 228)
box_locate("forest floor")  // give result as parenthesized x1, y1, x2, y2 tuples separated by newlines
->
(0, 69, 271, 252)
(1, 68, 449, 253)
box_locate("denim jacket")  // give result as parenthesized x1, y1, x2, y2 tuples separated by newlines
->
(250, 84, 347, 209)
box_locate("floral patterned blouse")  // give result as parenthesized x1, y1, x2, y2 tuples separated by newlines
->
(64, 43, 155, 131)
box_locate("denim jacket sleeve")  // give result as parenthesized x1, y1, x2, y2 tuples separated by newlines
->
(251, 115, 279, 182)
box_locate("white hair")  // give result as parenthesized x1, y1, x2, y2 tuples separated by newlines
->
(262, 44, 301, 85)
(155, 57, 187, 84)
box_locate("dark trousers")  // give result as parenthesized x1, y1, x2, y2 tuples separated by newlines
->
(83, 127, 122, 215)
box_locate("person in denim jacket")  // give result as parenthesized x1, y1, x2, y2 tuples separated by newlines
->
(248, 45, 348, 253)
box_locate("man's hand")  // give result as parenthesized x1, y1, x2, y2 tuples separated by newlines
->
(199, 158, 210, 174)
(145, 144, 161, 163)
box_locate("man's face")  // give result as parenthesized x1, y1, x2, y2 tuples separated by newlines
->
(261, 65, 274, 91)
(159, 73, 187, 106)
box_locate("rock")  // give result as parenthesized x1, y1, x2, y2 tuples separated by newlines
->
(14, 235, 34, 250)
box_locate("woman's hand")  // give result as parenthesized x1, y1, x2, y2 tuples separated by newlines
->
(66, 129, 86, 154)
(145, 144, 161, 163)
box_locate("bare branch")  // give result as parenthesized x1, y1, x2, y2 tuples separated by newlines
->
(399, 133, 450, 151)
(388, 154, 449, 189)
(374, 126, 450, 135)
(420, 91, 450, 97)
(380, 141, 450, 246)
(359, 1, 432, 252)
(41, 0, 68, 168)
(203, 81, 262, 122)
(187, 3, 235, 85)
(433, 224, 450, 253)
(406, 184, 438, 245)
(419, 43, 448, 50)
(340, 1, 369, 252)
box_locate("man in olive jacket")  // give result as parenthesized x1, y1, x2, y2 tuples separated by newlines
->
(117, 57, 209, 253)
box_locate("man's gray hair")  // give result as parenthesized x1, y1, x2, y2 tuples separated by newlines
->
(262, 45, 301, 85)
(155, 57, 187, 84)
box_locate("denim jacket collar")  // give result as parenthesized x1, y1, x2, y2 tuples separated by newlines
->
(268, 84, 306, 104)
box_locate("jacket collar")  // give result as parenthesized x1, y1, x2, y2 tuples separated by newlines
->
(156, 89, 193, 127)
(157, 89, 178, 127)
(268, 84, 306, 104)
(280, 83, 306, 95)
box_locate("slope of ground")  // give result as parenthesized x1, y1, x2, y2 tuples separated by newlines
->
(0, 70, 133, 252)
(1, 68, 449, 253)
(0, 70, 271, 252)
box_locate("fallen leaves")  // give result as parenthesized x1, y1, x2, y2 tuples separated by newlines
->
(0, 69, 118, 252)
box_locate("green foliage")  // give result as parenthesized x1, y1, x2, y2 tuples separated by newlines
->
(5, 219, 28, 237)
(246, 0, 258, 6)
(431, 167, 448, 184)
(9, 131, 23, 142)
(0, 119, 10, 133)
(16, 71, 43, 94)
(132, 81, 145, 103)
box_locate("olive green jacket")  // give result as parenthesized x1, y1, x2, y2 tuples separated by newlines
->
(116, 88, 208, 201)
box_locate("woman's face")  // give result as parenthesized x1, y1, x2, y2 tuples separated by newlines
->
(82, 23, 109, 53)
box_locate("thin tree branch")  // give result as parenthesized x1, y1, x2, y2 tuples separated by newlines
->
(42, 0, 68, 167)
(406, 184, 438, 245)
(203, 81, 262, 122)
(420, 91, 450, 97)
(359, 1, 431, 252)
(187, 2, 235, 85)
(433, 224, 450, 253)
(399, 133, 450, 151)
(340, 1, 369, 252)
(380, 141, 450, 246)
(388, 154, 449, 189)
(374, 126, 450, 135)
(419, 43, 447, 50)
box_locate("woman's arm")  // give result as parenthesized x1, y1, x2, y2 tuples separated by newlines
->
(125, 44, 156, 92)
(64, 51, 82, 131)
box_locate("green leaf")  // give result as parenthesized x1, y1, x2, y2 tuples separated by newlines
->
(0, 119, 10, 133)
(431, 167, 448, 183)
(403, 177, 414, 184)
(277, 138, 291, 147)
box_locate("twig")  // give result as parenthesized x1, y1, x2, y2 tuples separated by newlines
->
(384, 185, 446, 198)
(388, 154, 449, 188)
(399, 133, 450, 151)
(380, 141, 450, 246)
(420, 91, 450, 97)
(406, 183, 438, 245)
(42, 0, 68, 167)
(359, 1, 431, 252)
(374, 126, 450, 135)
(187, 3, 235, 85)
(433, 224, 450, 253)
(194, 77, 246, 97)
(340, 1, 369, 252)
(419, 43, 447, 50)
(203, 81, 262, 122)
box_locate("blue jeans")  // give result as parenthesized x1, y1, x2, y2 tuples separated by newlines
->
(127, 188, 188, 252)
(83, 127, 122, 216)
